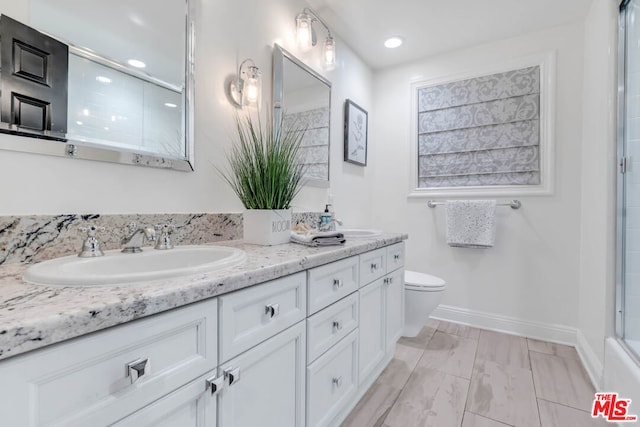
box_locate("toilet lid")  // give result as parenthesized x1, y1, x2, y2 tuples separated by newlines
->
(405, 270, 446, 291)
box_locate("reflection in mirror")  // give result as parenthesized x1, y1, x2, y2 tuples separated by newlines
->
(0, 0, 194, 171)
(273, 44, 331, 187)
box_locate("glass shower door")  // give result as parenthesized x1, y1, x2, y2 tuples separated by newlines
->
(619, 0, 640, 359)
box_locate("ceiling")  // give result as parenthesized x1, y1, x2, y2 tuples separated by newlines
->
(307, 0, 594, 70)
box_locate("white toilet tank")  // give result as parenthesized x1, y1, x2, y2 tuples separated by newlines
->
(403, 270, 446, 338)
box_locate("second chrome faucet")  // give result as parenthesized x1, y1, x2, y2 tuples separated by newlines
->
(121, 223, 156, 253)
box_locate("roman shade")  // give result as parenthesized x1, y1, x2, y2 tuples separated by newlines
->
(417, 66, 541, 188)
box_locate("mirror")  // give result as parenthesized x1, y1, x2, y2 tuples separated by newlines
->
(0, 0, 194, 171)
(273, 44, 331, 187)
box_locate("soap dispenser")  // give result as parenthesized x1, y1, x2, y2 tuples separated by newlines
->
(320, 204, 332, 230)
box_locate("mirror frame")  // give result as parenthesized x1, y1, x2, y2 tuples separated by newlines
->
(0, 0, 195, 172)
(273, 43, 331, 188)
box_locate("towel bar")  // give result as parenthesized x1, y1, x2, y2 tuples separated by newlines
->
(427, 200, 521, 209)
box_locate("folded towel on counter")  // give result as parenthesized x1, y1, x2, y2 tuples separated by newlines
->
(445, 200, 496, 248)
(290, 230, 346, 247)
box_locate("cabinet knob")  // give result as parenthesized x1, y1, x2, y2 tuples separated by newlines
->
(224, 367, 241, 386)
(206, 375, 224, 396)
(127, 358, 149, 384)
(332, 376, 343, 388)
(332, 320, 343, 332)
(370, 263, 378, 272)
(394, 254, 400, 261)
(265, 303, 280, 318)
(333, 278, 343, 289)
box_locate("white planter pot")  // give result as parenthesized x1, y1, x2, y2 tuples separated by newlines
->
(243, 209, 292, 245)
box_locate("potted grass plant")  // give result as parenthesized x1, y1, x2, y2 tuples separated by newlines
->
(220, 113, 307, 245)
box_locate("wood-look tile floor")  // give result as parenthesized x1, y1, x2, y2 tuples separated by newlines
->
(341, 319, 607, 427)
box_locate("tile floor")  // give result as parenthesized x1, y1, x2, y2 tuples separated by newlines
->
(341, 319, 608, 427)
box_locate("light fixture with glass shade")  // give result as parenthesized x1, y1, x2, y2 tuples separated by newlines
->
(229, 58, 262, 109)
(295, 7, 336, 70)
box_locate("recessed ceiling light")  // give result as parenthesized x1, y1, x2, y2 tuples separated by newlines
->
(164, 103, 178, 108)
(384, 37, 404, 49)
(96, 76, 112, 84)
(127, 59, 146, 68)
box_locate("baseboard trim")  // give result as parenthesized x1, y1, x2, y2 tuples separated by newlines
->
(576, 329, 604, 390)
(431, 305, 578, 345)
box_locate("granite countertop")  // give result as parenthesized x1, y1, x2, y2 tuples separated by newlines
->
(0, 233, 407, 362)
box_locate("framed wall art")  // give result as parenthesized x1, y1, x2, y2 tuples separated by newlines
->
(344, 99, 368, 166)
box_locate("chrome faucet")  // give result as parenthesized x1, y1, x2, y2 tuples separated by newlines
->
(78, 225, 105, 257)
(121, 223, 156, 253)
(154, 223, 176, 250)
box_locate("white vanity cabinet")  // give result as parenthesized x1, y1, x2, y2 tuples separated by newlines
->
(305, 259, 360, 427)
(0, 298, 218, 427)
(0, 240, 406, 427)
(358, 242, 405, 386)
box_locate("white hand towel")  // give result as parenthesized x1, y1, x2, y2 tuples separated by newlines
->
(445, 200, 497, 248)
(290, 231, 346, 247)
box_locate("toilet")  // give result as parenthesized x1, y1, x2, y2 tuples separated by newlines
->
(403, 270, 446, 337)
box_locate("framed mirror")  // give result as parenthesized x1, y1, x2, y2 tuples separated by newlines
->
(0, 0, 194, 171)
(273, 44, 331, 187)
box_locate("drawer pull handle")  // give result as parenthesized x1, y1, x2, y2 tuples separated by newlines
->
(332, 376, 343, 388)
(206, 376, 224, 396)
(127, 358, 149, 384)
(224, 367, 241, 386)
(332, 320, 342, 332)
(333, 279, 343, 289)
(265, 303, 280, 318)
(394, 254, 401, 261)
(370, 263, 378, 272)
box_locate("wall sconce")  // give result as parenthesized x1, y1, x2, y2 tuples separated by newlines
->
(295, 8, 336, 70)
(229, 59, 262, 109)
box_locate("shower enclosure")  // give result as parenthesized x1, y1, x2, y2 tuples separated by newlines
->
(618, 0, 640, 360)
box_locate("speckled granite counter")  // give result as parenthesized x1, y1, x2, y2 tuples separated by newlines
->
(0, 234, 407, 361)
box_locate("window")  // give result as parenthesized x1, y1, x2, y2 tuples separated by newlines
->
(409, 54, 554, 197)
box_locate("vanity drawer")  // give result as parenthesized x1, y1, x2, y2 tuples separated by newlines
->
(306, 329, 358, 427)
(386, 242, 405, 273)
(359, 247, 387, 286)
(307, 293, 358, 363)
(308, 256, 359, 314)
(0, 298, 217, 427)
(219, 272, 306, 363)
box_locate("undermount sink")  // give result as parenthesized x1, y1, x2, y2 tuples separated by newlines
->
(337, 228, 383, 239)
(23, 245, 246, 286)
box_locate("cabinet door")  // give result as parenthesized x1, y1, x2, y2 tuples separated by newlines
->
(385, 269, 404, 352)
(306, 330, 358, 427)
(358, 277, 386, 385)
(218, 321, 306, 427)
(113, 371, 218, 427)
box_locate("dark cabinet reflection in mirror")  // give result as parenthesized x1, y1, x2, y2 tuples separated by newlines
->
(0, 0, 193, 172)
(0, 15, 68, 136)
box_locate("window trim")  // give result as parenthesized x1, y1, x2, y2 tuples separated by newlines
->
(408, 51, 556, 198)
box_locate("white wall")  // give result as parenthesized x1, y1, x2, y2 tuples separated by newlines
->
(0, 0, 374, 227)
(371, 23, 585, 335)
(578, 0, 619, 387)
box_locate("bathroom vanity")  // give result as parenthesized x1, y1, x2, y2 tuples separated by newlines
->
(0, 234, 406, 427)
